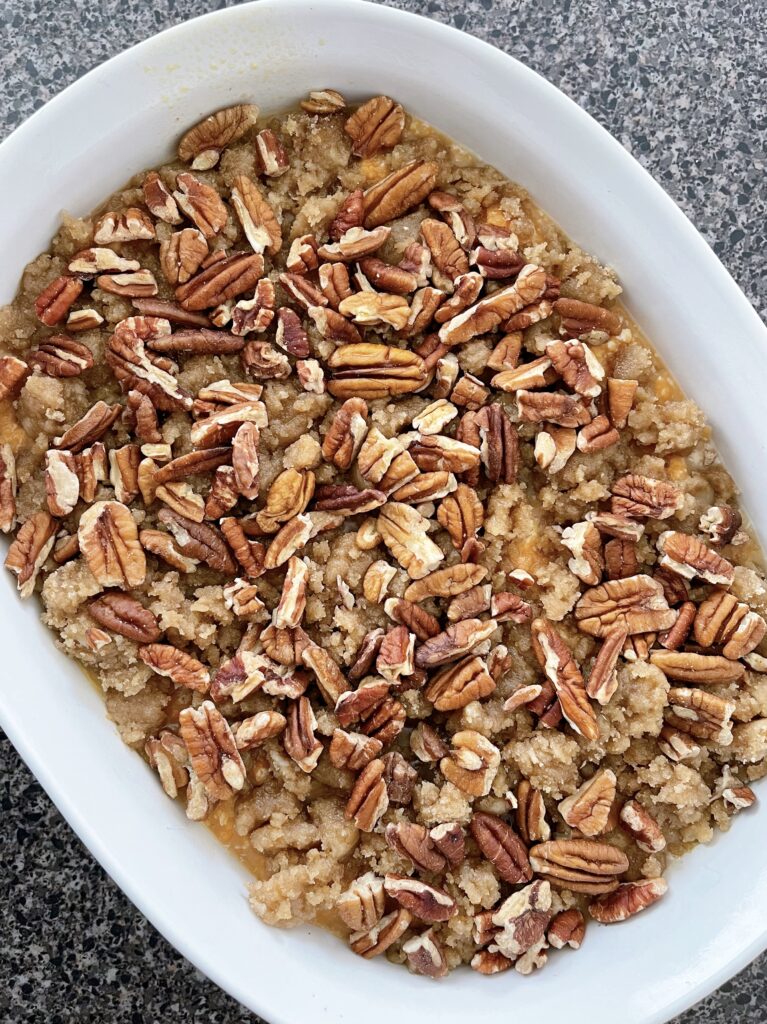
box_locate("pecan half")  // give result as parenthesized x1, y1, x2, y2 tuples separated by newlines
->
(29, 335, 94, 378)
(548, 909, 586, 950)
(345, 758, 390, 831)
(256, 469, 315, 533)
(416, 617, 497, 669)
(384, 598, 441, 641)
(491, 879, 552, 960)
(255, 128, 289, 176)
(329, 729, 383, 771)
(176, 252, 265, 311)
(475, 403, 518, 483)
(173, 173, 228, 237)
(345, 96, 405, 157)
(588, 878, 667, 923)
(404, 562, 487, 602)
(440, 731, 500, 797)
(107, 318, 191, 411)
(546, 339, 604, 397)
(284, 695, 323, 772)
(143, 171, 181, 223)
(362, 160, 438, 228)
(139, 643, 210, 692)
(94, 208, 154, 243)
(177, 104, 259, 168)
(327, 342, 426, 400)
(35, 276, 83, 325)
(531, 618, 599, 741)
(338, 872, 386, 932)
(158, 508, 236, 574)
(699, 504, 743, 546)
(517, 390, 592, 428)
(574, 575, 676, 638)
(55, 400, 121, 453)
(231, 174, 282, 254)
(693, 589, 766, 659)
(516, 780, 550, 844)
(438, 264, 546, 347)
(657, 530, 735, 585)
(425, 655, 495, 710)
(586, 627, 628, 705)
(558, 770, 617, 837)
(470, 812, 532, 884)
(606, 377, 638, 428)
(88, 592, 160, 643)
(385, 821, 446, 874)
(529, 839, 629, 894)
(4, 511, 56, 598)
(554, 297, 621, 339)
(160, 228, 208, 286)
(384, 875, 456, 924)
(78, 500, 146, 589)
(350, 908, 412, 959)
(649, 649, 745, 684)
(665, 687, 735, 745)
(611, 475, 683, 520)
(233, 710, 287, 750)
(178, 700, 246, 801)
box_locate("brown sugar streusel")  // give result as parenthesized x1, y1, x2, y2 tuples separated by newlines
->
(2, 89, 766, 978)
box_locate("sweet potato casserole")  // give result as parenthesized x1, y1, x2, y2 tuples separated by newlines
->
(2, 91, 766, 978)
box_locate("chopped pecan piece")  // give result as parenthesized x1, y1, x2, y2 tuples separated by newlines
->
(558, 770, 617, 837)
(256, 469, 315, 533)
(94, 208, 154, 243)
(516, 780, 550, 844)
(178, 700, 246, 801)
(548, 909, 586, 950)
(534, 425, 577, 474)
(611, 474, 683, 520)
(441, 731, 500, 797)
(283, 695, 323, 773)
(491, 879, 552, 962)
(345, 758, 390, 831)
(140, 528, 198, 573)
(384, 875, 456, 924)
(233, 710, 287, 750)
(699, 504, 743, 546)
(0, 356, 30, 400)
(439, 264, 546, 347)
(362, 560, 397, 605)
(693, 589, 766, 659)
(437, 483, 483, 552)
(378, 502, 444, 580)
(547, 339, 604, 397)
(29, 335, 94, 378)
(255, 128, 289, 176)
(401, 931, 448, 980)
(561, 521, 604, 586)
(586, 627, 628, 705)
(329, 729, 383, 771)
(143, 171, 181, 223)
(273, 556, 308, 629)
(619, 799, 666, 853)
(384, 598, 441, 641)
(404, 562, 487, 602)
(517, 390, 592, 428)
(0, 445, 16, 533)
(173, 173, 227, 238)
(604, 537, 638, 580)
(158, 508, 236, 574)
(350, 908, 412, 959)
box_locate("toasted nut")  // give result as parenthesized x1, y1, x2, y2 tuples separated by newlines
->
(88, 592, 160, 643)
(693, 589, 766, 659)
(576, 414, 620, 453)
(0, 356, 30, 400)
(611, 475, 683, 520)
(657, 530, 734, 585)
(143, 171, 182, 223)
(534, 425, 577, 474)
(283, 695, 323, 773)
(384, 598, 441, 641)
(575, 574, 676, 638)
(649, 649, 745, 684)
(588, 878, 667, 923)
(439, 264, 546, 347)
(4, 511, 57, 598)
(330, 729, 383, 771)
(665, 686, 735, 745)
(362, 160, 438, 228)
(619, 799, 666, 853)
(561, 521, 604, 586)
(178, 104, 259, 168)
(531, 618, 598, 741)
(529, 839, 628, 894)
(548, 909, 586, 950)
(301, 89, 346, 114)
(178, 700, 246, 801)
(159, 508, 236, 574)
(606, 377, 638, 428)
(491, 879, 552, 961)
(558, 770, 617, 836)
(345, 758, 389, 831)
(328, 342, 426, 400)
(233, 710, 287, 750)
(257, 469, 315, 533)
(470, 812, 532, 884)
(35, 276, 84, 326)
(176, 252, 265, 311)
(404, 562, 487, 602)
(699, 504, 743, 546)
(547, 339, 604, 397)
(78, 500, 146, 589)
(437, 483, 483, 551)
(94, 208, 155, 243)
(345, 96, 405, 157)
(255, 128, 289, 176)
(657, 724, 701, 762)
(470, 950, 513, 975)
(441, 731, 500, 797)
(378, 502, 444, 580)
(586, 627, 628, 705)
(416, 617, 497, 670)
(139, 643, 210, 692)
(349, 908, 411, 959)
(402, 931, 449, 979)
(604, 538, 638, 580)
(66, 308, 104, 332)
(384, 875, 456, 924)
(554, 297, 621, 339)
(515, 780, 550, 844)
(363, 560, 397, 604)
(338, 872, 386, 932)
(425, 655, 495, 710)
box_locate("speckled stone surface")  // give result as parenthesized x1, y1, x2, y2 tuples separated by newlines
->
(0, 1, 764, 1021)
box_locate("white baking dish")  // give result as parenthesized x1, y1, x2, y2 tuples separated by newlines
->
(1, 2, 766, 1022)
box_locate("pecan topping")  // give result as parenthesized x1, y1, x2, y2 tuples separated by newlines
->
(425, 655, 495, 710)
(329, 729, 383, 771)
(409, 434, 481, 475)
(176, 252, 265, 311)
(420, 218, 469, 281)
(231, 174, 282, 254)
(143, 171, 181, 223)
(699, 504, 743, 546)
(657, 530, 735, 585)
(338, 291, 410, 331)
(273, 307, 310, 358)
(561, 521, 603, 586)
(384, 598, 441, 641)
(264, 513, 315, 569)
(345, 758, 390, 832)
(178, 700, 246, 801)
(534, 425, 577, 474)
(588, 878, 667, 924)
(173, 173, 227, 237)
(665, 687, 735, 745)
(393, 471, 457, 503)
(159, 228, 208, 287)
(470, 812, 532, 884)
(362, 160, 438, 228)
(611, 475, 683, 520)
(140, 528, 198, 573)
(437, 483, 483, 551)
(378, 502, 444, 580)
(518, 390, 592, 428)
(66, 308, 104, 332)
(438, 264, 547, 347)
(350, 908, 412, 959)
(409, 723, 449, 763)
(4, 511, 56, 598)
(516, 780, 550, 844)
(606, 377, 638, 428)
(529, 839, 629, 894)
(362, 560, 397, 604)
(55, 400, 121, 453)
(327, 342, 426, 400)
(548, 909, 586, 950)
(492, 880, 552, 961)
(0, 356, 30, 400)
(88, 592, 160, 643)
(385, 821, 446, 873)
(586, 627, 628, 705)
(233, 710, 287, 750)
(255, 128, 289, 176)
(693, 589, 766, 659)
(574, 575, 676, 638)
(273, 556, 309, 629)
(321, 397, 368, 470)
(404, 562, 487, 602)
(619, 799, 666, 853)
(604, 537, 638, 580)
(547, 339, 604, 397)
(302, 643, 349, 705)
(29, 335, 94, 378)
(319, 225, 391, 263)
(440, 731, 500, 797)
(257, 469, 315, 533)
(554, 297, 621, 339)
(69, 246, 140, 278)
(358, 257, 417, 296)
(177, 104, 259, 168)
(649, 649, 745, 684)
(345, 96, 405, 156)
(107, 318, 191, 411)
(348, 628, 385, 683)
(338, 872, 386, 932)
(558, 770, 617, 837)
(0, 445, 16, 534)
(44, 450, 79, 517)
(470, 951, 513, 975)
(402, 931, 448, 980)
(94, 207, 154, 243)
(158, 508, 236, 575)
(35, 276, 83, 326)
(475, 403, 518, 483)
(531, 618, 599, 741)
(153, 447, 231, 485)
(284, 695, 323, 772)
(416, 617, 497, 670)
(78, 501, 146, 589)
(384, 875, 456, 923)
(492, 355, 555, 392)
(139, 643, 210, 692)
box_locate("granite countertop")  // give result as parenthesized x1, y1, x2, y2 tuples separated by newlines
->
(1, 0, 765, 1021)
